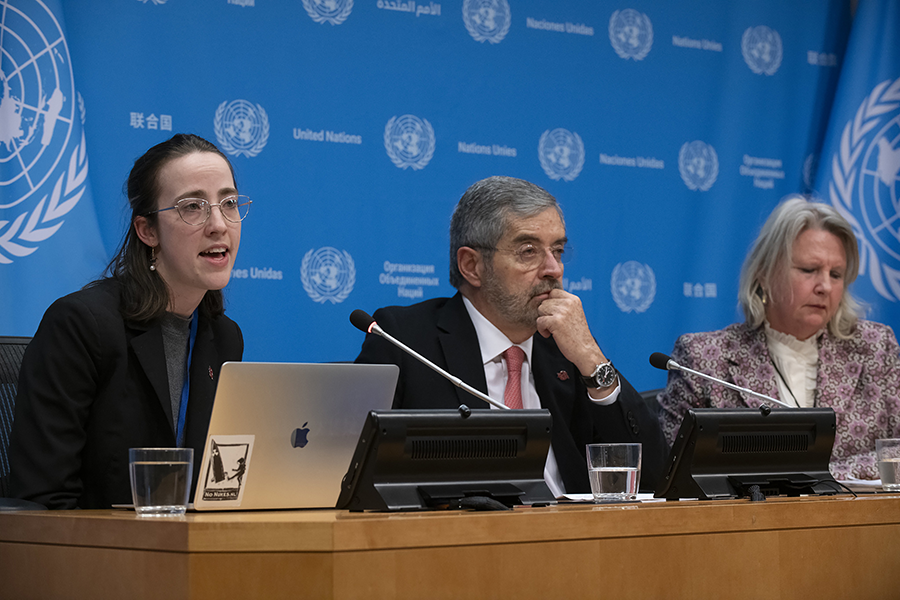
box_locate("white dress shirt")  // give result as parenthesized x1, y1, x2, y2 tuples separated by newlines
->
(764, 322, 819, 408)
(461, 296, 620, 497)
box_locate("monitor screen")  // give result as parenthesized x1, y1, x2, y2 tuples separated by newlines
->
(336, 408, 556, 511)
(654, 407, 837, 500)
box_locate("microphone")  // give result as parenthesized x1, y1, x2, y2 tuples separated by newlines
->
(350, 309, 510, 411)
(649, 352, 793, 409)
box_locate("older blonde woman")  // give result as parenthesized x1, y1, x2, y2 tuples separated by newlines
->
(658, 196, 900, 480)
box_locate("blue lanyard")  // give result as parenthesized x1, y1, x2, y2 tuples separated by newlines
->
(176, 309, 199, 447)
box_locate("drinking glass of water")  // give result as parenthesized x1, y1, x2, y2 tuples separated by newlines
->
(129, 447, 194, 516)
(585, 443, 641, 501)
(876, 439, 900, 492)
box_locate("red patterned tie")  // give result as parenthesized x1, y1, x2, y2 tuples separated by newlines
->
(503, 346, 526, 409)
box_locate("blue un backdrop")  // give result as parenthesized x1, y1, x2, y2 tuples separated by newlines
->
(5, 0, 896, 393)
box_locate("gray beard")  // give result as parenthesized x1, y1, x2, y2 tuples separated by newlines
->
(481, 265, 562, 331)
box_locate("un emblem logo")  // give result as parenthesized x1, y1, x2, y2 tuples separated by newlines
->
(538, 128, 585, 182)
(608, 9, 653, 61)
(301, 0, 353, 25)
(741, 26, 782, 76)
(828, 77, 900, 301)
(214, 100, 270, 158)
(301, 247, 356, 304)
(611, 261, 656, 314)
(678, 141, 718, 192)
(0, 0, 88, 264)
(384, 115, 435, 170)
(463, 0, 510, 44)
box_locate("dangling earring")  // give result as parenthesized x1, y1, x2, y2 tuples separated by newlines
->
(149, 246, 157, 272)
(760, 287, 768, 306)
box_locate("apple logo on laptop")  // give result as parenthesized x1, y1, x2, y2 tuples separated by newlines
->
(291, 422, 310, 448)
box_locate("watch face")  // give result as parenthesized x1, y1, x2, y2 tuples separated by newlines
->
(581, 363, 616, 388)
(596, 364, 616, 387)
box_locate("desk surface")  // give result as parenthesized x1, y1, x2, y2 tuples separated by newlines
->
(3, 494, 900, 599)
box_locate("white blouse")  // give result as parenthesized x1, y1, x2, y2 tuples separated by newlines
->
(764, 322, 820, 408)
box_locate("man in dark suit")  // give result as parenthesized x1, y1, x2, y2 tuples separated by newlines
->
(355, 176, 667, 495)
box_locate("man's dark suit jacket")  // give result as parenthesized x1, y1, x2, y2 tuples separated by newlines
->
(9, 278, 243, 509)
(354, 293, 668, 493)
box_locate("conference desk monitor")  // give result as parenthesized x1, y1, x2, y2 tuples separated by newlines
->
(654, 407, 840, 500)
(336, 406, 840, 511)
(336, 408, 558, 511)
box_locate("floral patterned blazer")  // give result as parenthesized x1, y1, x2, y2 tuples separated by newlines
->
(657, 320, 900, 479)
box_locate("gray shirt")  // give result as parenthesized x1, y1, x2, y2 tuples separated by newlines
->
(161, 312, 192, 431)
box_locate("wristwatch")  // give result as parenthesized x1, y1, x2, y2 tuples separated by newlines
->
(580, 362, 617, 389)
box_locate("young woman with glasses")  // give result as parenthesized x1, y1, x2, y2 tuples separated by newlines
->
(9, 134, 250, 509)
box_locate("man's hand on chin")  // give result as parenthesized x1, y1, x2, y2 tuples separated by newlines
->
(535, 288, 607, 376)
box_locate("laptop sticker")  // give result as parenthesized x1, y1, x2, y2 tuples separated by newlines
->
(199, 435, 254, 506)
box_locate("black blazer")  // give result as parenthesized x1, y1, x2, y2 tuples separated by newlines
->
(8, 279, 243, 509)
(354, 293, 668, 493)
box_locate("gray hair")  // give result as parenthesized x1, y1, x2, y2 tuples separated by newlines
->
(738, 195, 862, 338)
(449, 176, 563, 288)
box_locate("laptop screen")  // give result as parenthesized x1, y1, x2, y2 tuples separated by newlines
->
(192, 362, 398, 511)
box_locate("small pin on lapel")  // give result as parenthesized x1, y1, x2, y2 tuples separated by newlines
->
(208, 366, 214, 380)
(557, 370, 569, 381)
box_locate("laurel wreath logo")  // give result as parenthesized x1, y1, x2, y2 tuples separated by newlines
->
(741, 26, 783, 76)
(77, 92, 86, 125)
(383, 115, 435, 170)
(214, 101, 270, 158)
(300, 248, 356, 304)
(538, 129, 585, 182)
(608, 10, 653, 61)
(827, 76, 900, 301)
(610, 261, 656, 314)
(301, 0, 353, 25)
(462, 0, 510, 44)
(0, 131, 89, 264)
(678, 141, 719, 192)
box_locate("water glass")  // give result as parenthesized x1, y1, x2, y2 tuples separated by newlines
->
(876, 439, 900, 492)
(586, 443, 641, 501)
(129, 447, 194, 516)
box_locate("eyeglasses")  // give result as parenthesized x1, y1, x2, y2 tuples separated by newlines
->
(474, 242, 571, 270)
(145, 195, 252, 226)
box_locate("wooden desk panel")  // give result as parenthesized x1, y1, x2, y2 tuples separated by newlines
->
(2, 495, 899, 600)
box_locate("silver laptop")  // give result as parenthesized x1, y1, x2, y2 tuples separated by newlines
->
(192, 361, 398, 511)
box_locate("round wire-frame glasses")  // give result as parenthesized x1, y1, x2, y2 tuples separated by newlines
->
(145, 195, 252, 226)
